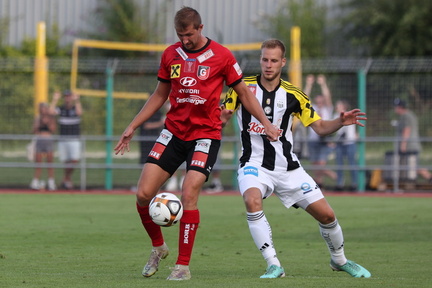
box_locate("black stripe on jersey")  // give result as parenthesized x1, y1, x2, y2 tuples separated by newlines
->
(260, 86, 277, 170)
(281, 92, 301, 171)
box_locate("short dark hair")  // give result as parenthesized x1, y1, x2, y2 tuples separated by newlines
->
(63, 90, 72, 96)
(261, 39, 286, 58)
(394, 98, 406, 108)
(174, 6, 201, 30)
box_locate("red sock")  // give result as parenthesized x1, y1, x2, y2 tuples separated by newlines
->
(176, 209, 200, 265)
(136, 202, 164, 247)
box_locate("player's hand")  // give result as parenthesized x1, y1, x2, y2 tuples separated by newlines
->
(53, 91, 61, 101)
(219, 105, 234, 127)
(265, 124, 279, 142)
(114, 126, 135, 155)
(72, 93, 80, 102)
(306, 74, 315, 85)
(340, 109, 367, 127)
(317, 74, 326, 85)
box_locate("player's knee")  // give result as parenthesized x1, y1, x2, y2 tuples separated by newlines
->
(136, 191, 154, 206)
(319, 211, 336, 224)
(243, 194, 262, 212)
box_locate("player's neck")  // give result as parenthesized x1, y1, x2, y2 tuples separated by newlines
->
(260, 76, 280, 92)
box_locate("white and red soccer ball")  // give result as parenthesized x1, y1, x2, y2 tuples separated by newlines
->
(149, 192, 183, 227)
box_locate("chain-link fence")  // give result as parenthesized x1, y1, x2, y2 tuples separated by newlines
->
(1, 56, 431, 191)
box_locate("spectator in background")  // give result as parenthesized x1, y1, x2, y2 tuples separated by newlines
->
(304, 74, 337, 188)
(30, 102, 57, 191)
(394, 98, 432, 183)
(50, 90, 82, 190)
(334, 100, 358, 191)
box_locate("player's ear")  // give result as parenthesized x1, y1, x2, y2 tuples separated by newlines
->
(281, 57, 287, 67)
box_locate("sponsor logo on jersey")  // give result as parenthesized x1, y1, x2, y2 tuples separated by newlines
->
(184, 59, 196, 73)
(195, 139, 211, 153)
(301, 182, 313, 194)
(176, 47, 188, 60)
(156, 129, 172, 145)
(264, 106, 272, 114)
(176, 95, 207, 105)
(149, 142, 166, 160)
(277, 99, 285, 108)
(233, 62, 242, 75)
(191, 151, 208, 168)
(243, 166, 258, 176)
(179, 88, 200, 94)
(180, 77, 197, 87)
(247, 84, 257, 95)
(171, 64, 181, 78)
(197, 49, 214, 63)
(197, 65, 210, 80)
(248, 121, 284, 136)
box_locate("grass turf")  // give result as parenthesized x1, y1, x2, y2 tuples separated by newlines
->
(1, 192, 431, 287)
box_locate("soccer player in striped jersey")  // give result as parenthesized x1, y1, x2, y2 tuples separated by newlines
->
(114, 7, 278, 281)
(222, 39, 371, 279)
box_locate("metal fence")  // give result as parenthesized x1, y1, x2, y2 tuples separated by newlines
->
(1, 56, 431, 192)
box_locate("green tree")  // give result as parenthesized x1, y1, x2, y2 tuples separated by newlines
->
(258, 0, 327, 58)
(338, 0, 432, 57)
(84, 0, 165, 57)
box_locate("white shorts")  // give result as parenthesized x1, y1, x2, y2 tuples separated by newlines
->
(237, 162, 324, 210)
(58, 140, 81, 162)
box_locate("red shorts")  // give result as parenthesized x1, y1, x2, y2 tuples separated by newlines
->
(146, 129, 220, 179)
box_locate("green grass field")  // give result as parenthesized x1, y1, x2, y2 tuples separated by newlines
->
(1, 192, 431, 288)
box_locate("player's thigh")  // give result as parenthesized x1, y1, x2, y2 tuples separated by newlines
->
(185, 138, 221, 180)
(136, 163, 171, 205)
(305, 198, 335, 224)
(146, 129, 188, 175)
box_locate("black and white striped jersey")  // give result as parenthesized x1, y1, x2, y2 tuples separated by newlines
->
(224, 75, 321, 171)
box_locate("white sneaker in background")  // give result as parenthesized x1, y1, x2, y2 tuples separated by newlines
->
(165, 177, 178, 191)
(38, 180, 46, 190)
(47, 178, 56, 191)
(30, 178, 40, 190)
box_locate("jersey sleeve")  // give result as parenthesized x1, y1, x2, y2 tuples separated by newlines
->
(221, 47, 243, 87)
(293, 91, 321, 127)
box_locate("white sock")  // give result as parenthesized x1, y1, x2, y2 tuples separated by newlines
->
(319, 219, 347, 265)
(247, 211, 281, 267)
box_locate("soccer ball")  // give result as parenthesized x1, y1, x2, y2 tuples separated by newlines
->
(149, 192, 183, 227)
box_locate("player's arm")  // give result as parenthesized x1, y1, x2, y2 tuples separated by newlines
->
(310, 109, 367, 137)
(114, 81, 171, 155)
(316, 74, 333, 108)
(49, 91, 61, 115)
(303, 74, 314, 95)
(232, 81, 278, 141)
(73, 93, 83, 116)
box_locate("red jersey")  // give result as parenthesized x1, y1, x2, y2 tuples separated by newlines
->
(158, 38, 243, 141)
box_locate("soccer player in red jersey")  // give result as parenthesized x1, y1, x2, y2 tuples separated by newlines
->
(114, 7, 278, 281)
